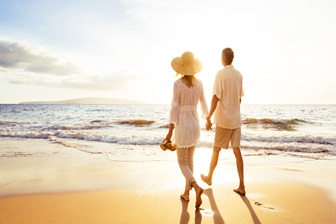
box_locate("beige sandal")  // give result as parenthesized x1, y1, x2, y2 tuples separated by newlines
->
(160, 139, 177, 151)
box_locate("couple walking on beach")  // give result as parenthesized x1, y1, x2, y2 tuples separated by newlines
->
(164, 48, 245, 209)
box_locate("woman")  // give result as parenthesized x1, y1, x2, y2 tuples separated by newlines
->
(165, 51, 208, 209)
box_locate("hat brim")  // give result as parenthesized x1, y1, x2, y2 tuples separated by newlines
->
(171, 57, 202, 76)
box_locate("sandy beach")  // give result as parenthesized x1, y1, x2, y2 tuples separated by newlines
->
(1, 139, 336, 224)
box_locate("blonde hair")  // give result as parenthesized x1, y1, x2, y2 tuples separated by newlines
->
(181, 75, 195, 88)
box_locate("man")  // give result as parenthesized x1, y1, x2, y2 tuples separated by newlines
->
(201, 47, 245, 196)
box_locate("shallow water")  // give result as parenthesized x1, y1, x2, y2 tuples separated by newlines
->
(0, 104, 335, 161)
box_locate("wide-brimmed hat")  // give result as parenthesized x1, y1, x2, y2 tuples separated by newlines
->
(171, 51, 202, 76)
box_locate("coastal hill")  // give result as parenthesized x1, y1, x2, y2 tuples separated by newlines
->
(19, 97, 145, 105)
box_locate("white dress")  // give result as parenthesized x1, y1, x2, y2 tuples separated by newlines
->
(169, 78, 208, 148)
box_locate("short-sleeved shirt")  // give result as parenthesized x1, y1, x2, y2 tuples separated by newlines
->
(213, 65, 244, 129)
(169, 78, 208, 148)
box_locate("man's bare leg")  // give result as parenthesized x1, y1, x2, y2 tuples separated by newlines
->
(233, 146, 246, 195)
(201, 146, 221, 185)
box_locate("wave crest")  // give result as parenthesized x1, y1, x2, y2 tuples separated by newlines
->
(117, 119, 155, 126)
(243, 118, 308, 131)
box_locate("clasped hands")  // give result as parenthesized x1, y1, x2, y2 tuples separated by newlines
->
(206, 117, 212, 131)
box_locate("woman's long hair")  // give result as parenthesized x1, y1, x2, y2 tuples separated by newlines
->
(181, 75, 195, 88)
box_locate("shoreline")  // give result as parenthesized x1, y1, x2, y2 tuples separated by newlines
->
(1, 138, 336, 223)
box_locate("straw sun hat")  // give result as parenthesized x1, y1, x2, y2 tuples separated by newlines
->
(171, 51, 202, 76)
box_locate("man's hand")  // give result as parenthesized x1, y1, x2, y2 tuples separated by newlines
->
(205, 96, 219, 131)
(206, 118, 212, 131)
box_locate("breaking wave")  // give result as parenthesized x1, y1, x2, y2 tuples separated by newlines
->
(1, 104, 335, 159)
(117, 119, 155, 126)
(243, 117, 310, 131)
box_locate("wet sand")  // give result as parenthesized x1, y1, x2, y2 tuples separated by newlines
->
(1, 139, 336, 223)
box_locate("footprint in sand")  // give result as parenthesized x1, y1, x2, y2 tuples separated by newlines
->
(199, 208, 213, 216)
(254, 201, 275, 210)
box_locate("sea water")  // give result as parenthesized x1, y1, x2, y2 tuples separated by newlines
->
(0, 104, 335, 161)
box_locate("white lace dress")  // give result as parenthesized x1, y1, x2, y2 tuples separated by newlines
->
(169, 78, 208, 148)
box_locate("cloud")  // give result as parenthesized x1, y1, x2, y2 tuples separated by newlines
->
(0, 39, 79, 75)
(0, 39, 144, 91)
(57, 71, 145, 91)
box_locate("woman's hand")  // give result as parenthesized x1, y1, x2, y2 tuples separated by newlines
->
(165, 123, 175, 141)
(165, 132, 172, 142)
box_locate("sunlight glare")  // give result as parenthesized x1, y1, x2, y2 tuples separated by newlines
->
(194, 147, 212, 175)
(194, 148, 238, 184)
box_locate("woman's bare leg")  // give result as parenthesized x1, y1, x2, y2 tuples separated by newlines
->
(192, 182, 203, 209)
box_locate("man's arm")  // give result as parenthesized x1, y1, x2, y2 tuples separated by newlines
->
(206, 95, 219, 130)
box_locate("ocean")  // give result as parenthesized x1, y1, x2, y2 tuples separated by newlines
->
(0, 104, 335, 161)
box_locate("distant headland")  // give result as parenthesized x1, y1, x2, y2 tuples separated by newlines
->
(18, 97, 146, 105)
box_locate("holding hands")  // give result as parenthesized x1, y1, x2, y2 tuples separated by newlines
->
(206, 117, 212, 131)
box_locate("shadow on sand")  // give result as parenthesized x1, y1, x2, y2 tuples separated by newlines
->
(179, 198, 190, 224)
(179, 188, 225, 224)
(179, 198, 203, 224)
(180, 189, 262, 224)
(203, 188, 225, 224)
(238, 195, 262, 224)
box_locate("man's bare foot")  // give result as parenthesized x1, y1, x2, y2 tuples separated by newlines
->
(195, 187, 203, 209)
(200, 174, 212, 186)
(233, 188, 246, 196)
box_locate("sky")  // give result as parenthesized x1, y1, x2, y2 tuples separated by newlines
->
(0, 0, 335, 104)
